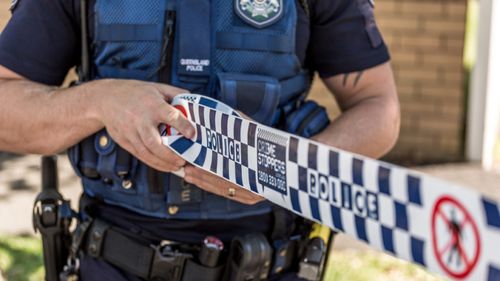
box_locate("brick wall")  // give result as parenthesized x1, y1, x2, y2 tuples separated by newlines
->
(310, 0, 468, 165)
(0, 1, 10, 28)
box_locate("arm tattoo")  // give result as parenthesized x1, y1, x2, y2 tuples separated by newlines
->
(353, 71, 364, 87)
(342, 71, 365, 88)
(342, 73, 350, 87)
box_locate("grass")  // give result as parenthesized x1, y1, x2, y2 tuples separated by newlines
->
(0, 235, 44, 281)
(323, 250, 444, 281)
(463, 0, 479, 71)
(0, 234, 443, 281)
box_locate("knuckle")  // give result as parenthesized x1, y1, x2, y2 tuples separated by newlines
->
(166, 108, 181, 122)
(184, 176, 193, 184)
(143, 135, 158, 148)
(184, 165, 194, 174)
(175, 158, 186, 166)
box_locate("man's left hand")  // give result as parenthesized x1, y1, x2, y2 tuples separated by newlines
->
(184, 165, 265, 205)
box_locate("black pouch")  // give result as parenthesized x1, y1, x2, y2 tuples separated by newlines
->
(223, 233, 273, 281)
(68, 130, 138, 193)
(285, 100, 330, 138)
(68, 136, 98, 179)
(93, 130, 138, 192)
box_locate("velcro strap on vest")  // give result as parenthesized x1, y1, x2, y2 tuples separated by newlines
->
(216, 73, 280, 125)
(96, 24, 161, 42)
(279, 73, 309, 106)
(216, 32, 293, 53)
(97, 66, 150, 80)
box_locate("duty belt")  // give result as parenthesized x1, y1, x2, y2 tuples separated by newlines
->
(71, 211, 312, 281)
(162, 94, 500, 281)
(76, 219, 224, 281)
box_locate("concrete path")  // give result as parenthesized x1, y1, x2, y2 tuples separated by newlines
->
(0, 153, 81, 236)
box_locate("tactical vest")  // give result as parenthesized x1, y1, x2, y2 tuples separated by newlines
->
(68, 0, 329, 219)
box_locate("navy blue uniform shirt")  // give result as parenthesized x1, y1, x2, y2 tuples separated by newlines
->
(0, 0, 389, 85)
(0, 0, 390, 244)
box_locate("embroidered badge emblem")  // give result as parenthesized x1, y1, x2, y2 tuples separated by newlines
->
(235, 0, 283, 28)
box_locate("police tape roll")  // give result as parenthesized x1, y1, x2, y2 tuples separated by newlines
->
(162, 94, 500, 281)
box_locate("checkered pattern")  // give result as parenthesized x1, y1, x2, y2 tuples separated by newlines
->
(488, 265, 500, 281)
(482, 198, 500, 230)
(164, 95, 500, 280)
(167, 98, 428, 267)
(168, 101, 260, 193)
(286, 136, 427, 266)
(482, 199, 500, 281)
(166, 97, 427, 266)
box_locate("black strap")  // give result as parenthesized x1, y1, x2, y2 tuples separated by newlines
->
(79, 0, 90, 82)
(102, 229, 155, 278)
(271, 207, 293, 240)
(84, 220, 156, 279)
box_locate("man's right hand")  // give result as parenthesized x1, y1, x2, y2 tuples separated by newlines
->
(89, 79, 195, 173)
(0, 65, 193, 172)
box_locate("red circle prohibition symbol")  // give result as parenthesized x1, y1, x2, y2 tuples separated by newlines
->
(431, 196, 481, 279)
(165, 104, 188, 136)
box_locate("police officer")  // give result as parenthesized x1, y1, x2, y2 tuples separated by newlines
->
(0, 0, 399, 280)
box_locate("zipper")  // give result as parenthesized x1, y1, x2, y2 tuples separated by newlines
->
(158, 11, 176, 83)
(148, 11, 176, 195)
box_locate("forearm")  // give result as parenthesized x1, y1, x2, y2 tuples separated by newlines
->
(0, 79, 103, 154)
(312, 63, 400, 159)
(313, 95, 400, 158)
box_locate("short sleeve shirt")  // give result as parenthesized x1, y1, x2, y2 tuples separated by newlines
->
(0, 0, 390, 86)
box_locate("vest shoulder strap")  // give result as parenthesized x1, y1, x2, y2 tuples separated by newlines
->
(298, 0, 311, 18)
(78, 0, 90, 82)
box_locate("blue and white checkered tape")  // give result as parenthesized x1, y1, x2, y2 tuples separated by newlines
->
(162, 94, 500, 281)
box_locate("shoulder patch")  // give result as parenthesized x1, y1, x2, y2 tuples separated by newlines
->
(235, 0, 284, 29)
(10, 0, 20, 12)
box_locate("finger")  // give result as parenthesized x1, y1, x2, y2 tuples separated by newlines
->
(107, 123, 181, 172)
(236, 110, 252, 120)
(130, 131, 182, 172)
(185, 166, 264, 204)
(137, 123, 186, 167)
(185, 166, 232, 192)
(158, 103, 195, 139)
(153, 83, 188, 101)
(136, 145, 180, 172)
